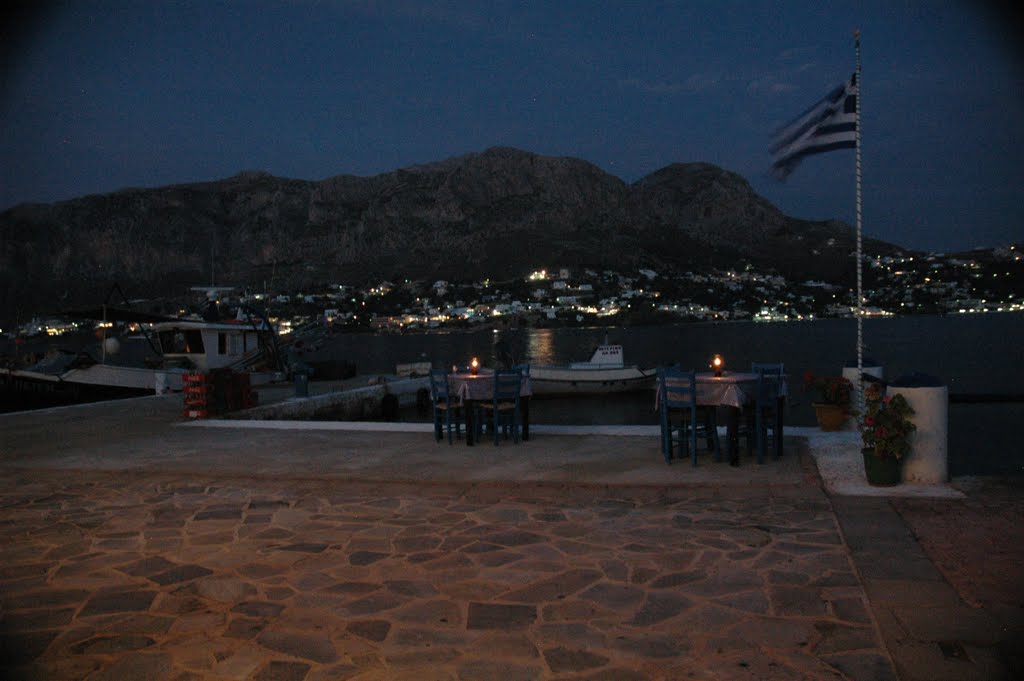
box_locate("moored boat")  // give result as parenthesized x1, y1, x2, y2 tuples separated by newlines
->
(1, 303, 286, 413)
(529, 342, 655, 395)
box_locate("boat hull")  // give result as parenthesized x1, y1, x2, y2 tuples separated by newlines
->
(529, 366, 656, 396)
(0, 368, 157, 413)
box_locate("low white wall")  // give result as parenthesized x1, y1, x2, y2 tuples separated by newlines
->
(237, 377, 429, 420)
(890, 384, 949, 484)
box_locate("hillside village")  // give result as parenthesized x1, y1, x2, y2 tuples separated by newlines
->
(11, 245, 1022, 341)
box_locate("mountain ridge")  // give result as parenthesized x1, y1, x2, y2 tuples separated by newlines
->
(0, 147, 898, 324)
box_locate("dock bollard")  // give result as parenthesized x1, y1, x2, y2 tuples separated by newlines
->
(889, 373, 948, 484)
(292, 363, 312, 398)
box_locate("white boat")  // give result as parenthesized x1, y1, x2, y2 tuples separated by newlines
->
(529, 342, 656, 395)
(1, 305, 285, 412)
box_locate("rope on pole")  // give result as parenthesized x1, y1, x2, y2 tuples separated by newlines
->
(855, 29, 864, 419)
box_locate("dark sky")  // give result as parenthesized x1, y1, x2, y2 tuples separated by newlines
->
(2, 1, 1022, 253)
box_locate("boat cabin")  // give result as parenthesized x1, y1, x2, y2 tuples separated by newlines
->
(156, 320, 264, 371)
(569, 344, 625, 369)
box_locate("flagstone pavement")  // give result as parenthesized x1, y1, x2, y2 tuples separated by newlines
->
(0, 394, 1021, 680)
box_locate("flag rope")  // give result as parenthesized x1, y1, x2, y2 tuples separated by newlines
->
(855, 29, 864, 419)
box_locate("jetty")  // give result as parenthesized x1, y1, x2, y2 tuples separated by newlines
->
(1, 391, 1020, 680)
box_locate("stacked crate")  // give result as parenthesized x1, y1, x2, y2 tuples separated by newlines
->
(218, 370, 258, 411)
(183, 373, 213, 418)
(183, 370, 258, 418)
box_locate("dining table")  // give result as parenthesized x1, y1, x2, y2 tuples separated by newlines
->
(448, 369, 533, 446)
(658, 372, 788, 465)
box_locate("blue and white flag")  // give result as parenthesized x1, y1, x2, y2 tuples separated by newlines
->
(770, 74, 857, 179)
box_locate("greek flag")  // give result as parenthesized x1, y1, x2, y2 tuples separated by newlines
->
(770, 74, 857, 179)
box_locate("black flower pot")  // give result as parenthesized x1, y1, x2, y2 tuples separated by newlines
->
(862, 448, 901, 486)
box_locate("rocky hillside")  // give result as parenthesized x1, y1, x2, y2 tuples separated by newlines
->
(0, 147, 897, 323)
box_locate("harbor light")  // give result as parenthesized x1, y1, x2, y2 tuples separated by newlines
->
(711, 354, 724, 377)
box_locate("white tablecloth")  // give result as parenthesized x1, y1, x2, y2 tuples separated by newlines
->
(450, 371, 533, 401)
(657, 372, 788, 410)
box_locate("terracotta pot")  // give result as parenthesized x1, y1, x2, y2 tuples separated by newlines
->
(812, 403, 849, 431)
(863, 447, 901, 486)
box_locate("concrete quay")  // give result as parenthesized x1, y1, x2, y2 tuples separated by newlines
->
(1, 393, 1021, 680)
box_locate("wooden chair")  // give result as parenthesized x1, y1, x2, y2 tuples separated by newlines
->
(478, 369, 522, 445)
(657, 367, 720, 466)
(429, 368, 462, 444)
(746, 363, 784, 463)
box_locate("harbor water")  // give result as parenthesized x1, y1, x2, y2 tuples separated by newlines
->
(306, 313, 1024, 478)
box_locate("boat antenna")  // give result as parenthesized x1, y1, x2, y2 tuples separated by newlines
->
(103, 282, 161, 356)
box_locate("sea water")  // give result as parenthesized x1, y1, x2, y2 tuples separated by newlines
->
(309, 313, 1024, 477)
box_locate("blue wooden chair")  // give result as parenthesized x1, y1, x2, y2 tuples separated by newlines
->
(429, 368, 462, 444)
(746, 363, 784, 463)
(479, 369, 522, 445)
(657, 367, 720, 466)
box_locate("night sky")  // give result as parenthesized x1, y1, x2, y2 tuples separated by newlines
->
(2, 1, 1022, 253)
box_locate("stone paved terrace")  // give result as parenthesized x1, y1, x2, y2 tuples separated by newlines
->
(1, 393, 1021, 680)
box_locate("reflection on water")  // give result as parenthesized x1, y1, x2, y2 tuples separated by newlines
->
(527, 328, 556, 366)
(309, 314, 1024, 396)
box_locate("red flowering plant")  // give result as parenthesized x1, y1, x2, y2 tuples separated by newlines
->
(802, 371, 853, 409)
(861, 385, 916, 460)
(860, 382, 885, 450)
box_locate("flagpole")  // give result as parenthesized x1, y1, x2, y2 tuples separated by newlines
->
(854, 29, 864, 416)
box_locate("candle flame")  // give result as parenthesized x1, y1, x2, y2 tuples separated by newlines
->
(711, 354, 724, 376)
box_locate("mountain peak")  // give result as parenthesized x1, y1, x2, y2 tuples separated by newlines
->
(0, 147, 896, 323)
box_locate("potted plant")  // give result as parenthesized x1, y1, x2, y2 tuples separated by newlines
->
(803, 371, 853, 431)
(859, 381, 884, 452)
(860, 387, 915, 486)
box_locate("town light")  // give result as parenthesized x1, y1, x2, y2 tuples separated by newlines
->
(711, 354, 724, 377)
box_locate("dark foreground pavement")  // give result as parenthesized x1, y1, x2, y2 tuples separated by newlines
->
(0, 394, 1020, 680)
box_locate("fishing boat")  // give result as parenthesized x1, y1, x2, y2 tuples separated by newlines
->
(529, 341, 655, 395)
(1, 302, 285, 413)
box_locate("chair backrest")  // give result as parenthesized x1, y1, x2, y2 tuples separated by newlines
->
(493, 370, 522, 401)
(429, 368, 450, 400)
(658, 366, 697, 409)
(751, 364, 782, 403)
(751, 362, 784, 376)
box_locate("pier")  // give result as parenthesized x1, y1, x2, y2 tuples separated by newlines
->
(1, 392, 1021, 680)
